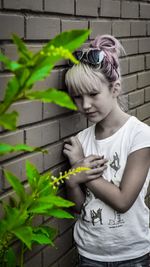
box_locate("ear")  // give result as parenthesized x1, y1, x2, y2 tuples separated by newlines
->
(112, 81, 121, 98)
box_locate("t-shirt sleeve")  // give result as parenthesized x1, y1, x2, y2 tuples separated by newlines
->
(129, 122, 150, 154)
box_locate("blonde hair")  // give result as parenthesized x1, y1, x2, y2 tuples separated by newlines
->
(65, 35, 127, 110)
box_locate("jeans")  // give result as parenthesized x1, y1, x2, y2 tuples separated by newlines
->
(78, 253, 150, 267)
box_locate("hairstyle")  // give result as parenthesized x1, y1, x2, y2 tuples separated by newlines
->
(65, 35, 127, 110)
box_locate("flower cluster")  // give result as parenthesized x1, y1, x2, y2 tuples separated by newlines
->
(50, 167, 90, 189)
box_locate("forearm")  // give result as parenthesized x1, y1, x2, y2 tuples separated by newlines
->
(66, 183, 85, 213)
(86, 178, 127, 213)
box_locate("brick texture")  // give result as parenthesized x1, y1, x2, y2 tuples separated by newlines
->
(90, 20, 111, 39)
(45, 0, 74, 14)
(26, 16, 60, 40)
(121, 1, 139, 18)
(0, 13, 24, 39)
(0, 0, 150, 266)
(101, 0, 120, 18)
(3, 0, 43, 11)
(76, 0, 99, 16)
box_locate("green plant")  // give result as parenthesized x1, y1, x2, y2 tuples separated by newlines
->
(0, 29, 90, 266)
(0, 162, 88, 267)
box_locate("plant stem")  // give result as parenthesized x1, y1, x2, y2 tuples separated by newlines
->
(20, 243, 24, 267)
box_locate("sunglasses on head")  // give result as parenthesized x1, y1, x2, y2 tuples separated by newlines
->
(69, 49, 106, 66)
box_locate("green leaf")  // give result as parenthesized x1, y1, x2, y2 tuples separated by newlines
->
(45, 29, 90, 53)
(46, 208, 74, 219)
(26, 65, 53, 87)
(32, 233, 53, 245)
(12, 34, 33, 61)
(0, 77, 20, 113)
(36, 196, 75, 208)
(3, 206, 28, 231)
(4, 170, 26, 202)
(26, 161, 40, 190)
(25, 88, 77, 110)
(0, 220, 8, 238)
(34, 226, 57, 240)
(0, 143, 47, 156)
(11, 226, 33, 249)
(32, 226, 57, 246)
(0, 52, 22, 71)
(4, 247, 17, 267)
(28, 195, 74, 214)
(0, 111, 18, 130)
(28, 202, 54, 214)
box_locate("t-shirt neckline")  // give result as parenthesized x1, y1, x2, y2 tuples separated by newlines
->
(94, 116, 134, 143)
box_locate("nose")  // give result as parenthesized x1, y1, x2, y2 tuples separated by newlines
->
(82, 95, 92, 110)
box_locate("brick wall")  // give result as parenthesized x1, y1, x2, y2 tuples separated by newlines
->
(0, 0, 150, 266)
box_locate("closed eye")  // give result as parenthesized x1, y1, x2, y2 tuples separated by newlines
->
(89, 93, 99, 97)
(73, 95, 82, 99)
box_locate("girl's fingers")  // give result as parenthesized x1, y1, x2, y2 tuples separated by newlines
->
(86, 164, 107, 175)
(90, 159, 108, 168)
(63, 143, 72, 150)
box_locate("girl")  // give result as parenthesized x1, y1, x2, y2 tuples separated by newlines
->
(63, 35, 150, 267)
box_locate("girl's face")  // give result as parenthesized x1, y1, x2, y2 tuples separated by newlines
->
(72, 83, 117, 123)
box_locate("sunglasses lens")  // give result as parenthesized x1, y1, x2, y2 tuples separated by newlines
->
(88, 50, 105, 65)
(73, 50, 83, 61)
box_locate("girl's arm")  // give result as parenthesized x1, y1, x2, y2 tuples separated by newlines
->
(86, 147, 150, 213)
(63, 136, 108, 212)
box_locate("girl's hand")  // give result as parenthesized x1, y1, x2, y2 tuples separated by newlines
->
(63, 136, 84, 166)
(66, 155, 108, 188)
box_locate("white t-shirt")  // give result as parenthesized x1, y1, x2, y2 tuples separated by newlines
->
(74, 116, 150, 262)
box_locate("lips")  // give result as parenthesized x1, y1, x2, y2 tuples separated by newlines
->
(85, 111, 97, 116)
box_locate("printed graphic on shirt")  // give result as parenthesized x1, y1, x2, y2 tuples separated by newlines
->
(81, 189, 92, 222)
(90, 208, 103, 226)
(110, 152, 121, 177)
(108, 210, 124, 228)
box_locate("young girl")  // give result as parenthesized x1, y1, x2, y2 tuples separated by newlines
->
(63, 35, 150, 267)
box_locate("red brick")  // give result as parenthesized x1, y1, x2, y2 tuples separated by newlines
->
(101, 0, 120, 18)
(25, 121, 59, 147)
(26, 16, 60, 40)
(3, 0, 43, 11)
(0, 13, 24, 40)
(76, 0, 99, 16)
(45, 0, 74, 14)
(90, 20, 111, 39)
